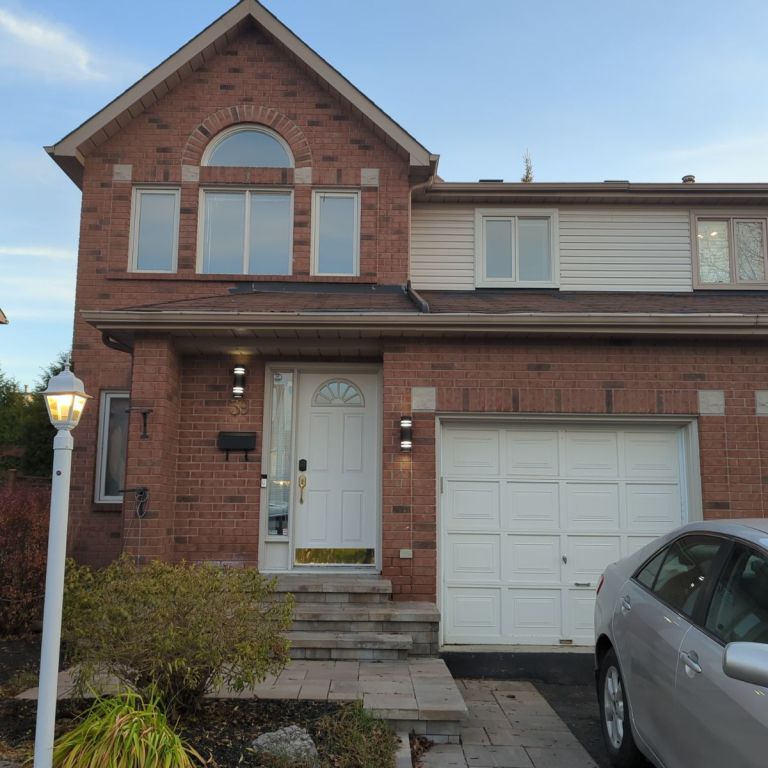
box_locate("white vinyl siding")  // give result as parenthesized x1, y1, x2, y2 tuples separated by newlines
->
(559, 210, 693, 291)
(410, 206, 693, 292)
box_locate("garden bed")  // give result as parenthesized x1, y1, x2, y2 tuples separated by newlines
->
(0, 697, 350, 766)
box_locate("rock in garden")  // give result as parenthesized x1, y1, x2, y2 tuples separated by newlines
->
(251, 725, 319, 766)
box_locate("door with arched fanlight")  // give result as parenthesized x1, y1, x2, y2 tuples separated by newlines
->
(292, 371, 379, 567)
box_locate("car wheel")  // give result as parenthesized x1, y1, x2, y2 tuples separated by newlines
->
(598, 647, 644, 767)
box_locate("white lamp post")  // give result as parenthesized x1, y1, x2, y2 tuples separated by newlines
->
(33, 365, 90, 768)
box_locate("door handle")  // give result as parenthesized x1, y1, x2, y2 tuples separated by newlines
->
(680, 650, 702, 674)
(574, 582, 591, 587)
(620, 595, 632, 614)
(298, 474, 307, 504)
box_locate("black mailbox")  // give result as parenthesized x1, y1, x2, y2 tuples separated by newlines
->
(217, 431, 257, 461)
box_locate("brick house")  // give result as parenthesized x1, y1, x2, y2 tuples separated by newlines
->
(47, 0, 768, 653)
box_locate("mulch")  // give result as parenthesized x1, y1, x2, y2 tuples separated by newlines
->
(0, 697, 342, 767)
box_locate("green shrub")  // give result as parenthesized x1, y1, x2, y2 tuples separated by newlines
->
(52, 689, 203, 768)
(0, 484, 49, 635)
(62, 557, 294, 712)
(316, 701, 399, 768)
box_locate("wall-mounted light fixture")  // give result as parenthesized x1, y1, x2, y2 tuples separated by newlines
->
(232, 366, 246, 399)
(400, 415, 413, 451)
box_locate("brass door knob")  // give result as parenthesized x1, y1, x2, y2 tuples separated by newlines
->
(298, 474, 307, 504)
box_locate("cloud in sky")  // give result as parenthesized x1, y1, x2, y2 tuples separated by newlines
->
(0, 6, 105, 81)
(0, 246, 76, 261)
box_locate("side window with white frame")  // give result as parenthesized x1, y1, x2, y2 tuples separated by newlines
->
(199, 189, 293, 275)
(475, 208, 558, 287)
(695, 214, 768, 287)
(311, 190, 360, 276)
(130, 188, 180, 272)
(95, 392, 129, 503)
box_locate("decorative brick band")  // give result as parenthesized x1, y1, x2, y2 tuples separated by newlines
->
(182, 105, 312, 167)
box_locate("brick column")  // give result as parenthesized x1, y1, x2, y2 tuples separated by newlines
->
(122, 334, 180, 562)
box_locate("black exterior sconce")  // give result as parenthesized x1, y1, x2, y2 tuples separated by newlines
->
(400, 415, 413, 451)
(232, 366, 246, 399)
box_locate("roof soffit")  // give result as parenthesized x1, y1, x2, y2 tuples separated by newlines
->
(46, 0, 433, 187)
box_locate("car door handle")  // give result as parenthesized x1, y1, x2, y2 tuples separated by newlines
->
(620, 595, 632, 614)
(680, 650, 702, 674)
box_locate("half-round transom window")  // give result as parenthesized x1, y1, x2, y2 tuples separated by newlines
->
(203, 126, 293, 168)
(312, 379, 364, 407)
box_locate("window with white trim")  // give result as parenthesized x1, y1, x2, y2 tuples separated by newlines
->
(95, 392, 129, 503)
(199, 190, 293, 275)
(311, 191, 360, 276)
(202, 126, 293, 168)
(129, 188, 180, 272)
(695, 215, 768, 286)
(475, 208, 558, 287)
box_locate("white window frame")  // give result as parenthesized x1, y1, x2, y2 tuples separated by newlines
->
(311, 190, 361, 277)
(196, 187, 294, 275)
(692, 210, 768, 289)
(474, 208, 559, 288)
(201, 125, 294, 168)
(94, 391, 129, 504)
(129, 187, 180, 273)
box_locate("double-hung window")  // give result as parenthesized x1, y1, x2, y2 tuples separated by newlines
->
(695, 214, 768, 287)
(95, 391, 129, 503)
(311, 191, 360, 276)
(475, 208, 558, 287)
(199, 190, 293, 275)
(129, 188, 180, 272)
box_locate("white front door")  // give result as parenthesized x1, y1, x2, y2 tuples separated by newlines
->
(293, 372, 379, 566)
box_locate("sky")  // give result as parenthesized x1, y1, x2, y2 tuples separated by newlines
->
(2, 0, 768, 388)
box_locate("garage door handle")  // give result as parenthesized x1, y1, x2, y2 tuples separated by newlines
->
(574, 582, 591, 587)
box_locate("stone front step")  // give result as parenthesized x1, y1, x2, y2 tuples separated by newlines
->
(273, 575, 392, 603)
(287, 630, 412, 660)
(291, 601, 440, 656)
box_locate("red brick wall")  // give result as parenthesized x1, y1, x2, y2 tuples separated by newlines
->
(381, 337, 768, 601)
(67, 23, 412, 563)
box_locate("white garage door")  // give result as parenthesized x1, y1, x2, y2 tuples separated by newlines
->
(441, 423, 688, 646)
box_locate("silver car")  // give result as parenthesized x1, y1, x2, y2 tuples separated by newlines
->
(594, 519, 768, 768)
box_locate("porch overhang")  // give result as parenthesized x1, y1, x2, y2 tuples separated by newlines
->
(83, 307, 768, 355)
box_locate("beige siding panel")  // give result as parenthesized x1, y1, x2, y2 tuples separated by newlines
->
(560, 210, 693, 292)
(410, 206, 694, 292)
(411, 205, 476, 289)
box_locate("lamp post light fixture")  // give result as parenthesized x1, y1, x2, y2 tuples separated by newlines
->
(34, 365, 90, 768)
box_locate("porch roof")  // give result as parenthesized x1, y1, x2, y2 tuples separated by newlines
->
(82, 283, 768, 354)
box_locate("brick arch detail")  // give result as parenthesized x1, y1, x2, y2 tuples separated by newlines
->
(182, 105, 312, 167)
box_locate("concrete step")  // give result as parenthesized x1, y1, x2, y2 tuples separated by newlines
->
(291, 601, 440, 656)
(287, 630, 412, 660)
(272, 575, 392, 603)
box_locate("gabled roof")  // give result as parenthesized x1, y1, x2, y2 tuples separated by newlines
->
(46, 0, 436, 188)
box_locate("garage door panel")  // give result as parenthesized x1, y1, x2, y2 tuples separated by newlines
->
(444, 430, 500, 475)
(446, 534, 499, 581)
(503, 589, 562, 644)
(565, 589, 598, 644)
(445, 480, 500, 529)
(502, 535, 561, 584)
(566, 536, 622, 585)
(504, 482, 560, 530)
(565, 432, 619, 477)
(624, 432, 679, 479)
(627, 483, 681, 531)
(445, 587, 501, 641)
(564, 483, 620, 530)
(441, 423, 687, 647)
(505, 430, 559, 475)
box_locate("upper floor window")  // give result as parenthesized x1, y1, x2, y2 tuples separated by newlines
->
(475, 208, 558, 287)
(312, 191, 360, 276)
(129, 188, 179, 272)
(696, 215, 768, 287)
(203, 126, 293, 168)
(199, 189, 292, 275)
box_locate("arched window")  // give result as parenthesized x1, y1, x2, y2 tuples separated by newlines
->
(203, 126, 293, 168)
(312, 379, 364, 407)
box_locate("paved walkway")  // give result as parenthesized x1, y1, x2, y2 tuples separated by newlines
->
(420, 680, 598, 768)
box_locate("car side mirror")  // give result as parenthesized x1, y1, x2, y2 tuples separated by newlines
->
(723, 642, 768, 688)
